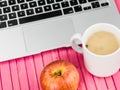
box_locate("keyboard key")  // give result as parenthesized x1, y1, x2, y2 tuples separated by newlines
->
(101, 2, 109, 7)
(56, 0, 63, 2)
(0, 9, 2, 14)
(26, 9, 34, 15)
(44, 5, 52, 12)
(70, 0, 78, 6)
(3, 7, 11, 13)
(8, 0, 16, 5)
(26, 0, 33, 1)
(29, 1, 37, 8)
(63, 7, 74, 14)
(12, 5, 20, 11)
(52, 3, 60, 10)
(8, 19, 18, 27)
(17, 11, 25, 17)
(84, 6, 91, 10)
(78, 0, 87, 4)
(38, 0, 46, 6)
(91, 2, 100, 8)
(19, 10, 62, 24)
(20, 3, 28, 9)
(0, 14, 8, 21)
(61, 1, 69, 8)
(0, 1, 7, 7)
(0, 22, 7, 28)
(35, 7, 43, 13)
(9, 13, 17, 19)
(74, 5, 82, 12)
(17, 0, 25, 3)
(88, 0, 97, 2)
(47, 0, 54, 4)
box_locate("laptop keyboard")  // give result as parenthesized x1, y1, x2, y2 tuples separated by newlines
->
(0, 0, 110, 29)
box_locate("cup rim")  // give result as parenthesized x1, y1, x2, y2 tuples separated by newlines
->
(82, 23, 120, 57)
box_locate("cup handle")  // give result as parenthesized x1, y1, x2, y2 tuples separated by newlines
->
(70, 33, 83, 53)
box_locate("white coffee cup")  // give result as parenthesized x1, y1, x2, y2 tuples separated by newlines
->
(70, 23, 120, 77)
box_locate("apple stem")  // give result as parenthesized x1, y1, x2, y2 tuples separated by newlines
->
(54, 70, 62, 76)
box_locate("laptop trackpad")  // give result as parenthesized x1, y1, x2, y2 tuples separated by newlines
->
(22, 18, 75, 52)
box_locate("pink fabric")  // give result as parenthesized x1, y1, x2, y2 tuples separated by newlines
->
(0, 1, 120, 90)
(115, 0, 120, 13)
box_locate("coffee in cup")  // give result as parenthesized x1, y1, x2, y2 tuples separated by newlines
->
(86, 31, 120, 55)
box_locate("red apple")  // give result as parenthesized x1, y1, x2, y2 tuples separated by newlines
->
(40, 60, 80, 90)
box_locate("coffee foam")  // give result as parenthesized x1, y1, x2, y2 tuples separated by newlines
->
(86, 31, 120, 55)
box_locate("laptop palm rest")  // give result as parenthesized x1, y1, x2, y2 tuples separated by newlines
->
(22, 18, 75, 52)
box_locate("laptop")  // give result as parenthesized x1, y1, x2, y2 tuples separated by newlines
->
(0, 0, 120, 62)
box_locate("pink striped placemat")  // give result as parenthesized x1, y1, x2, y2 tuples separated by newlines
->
(0, 47, 120, 90)
(0, 0, 120, 90)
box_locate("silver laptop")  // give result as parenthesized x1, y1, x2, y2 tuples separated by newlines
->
(0, 0, 120, 61)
